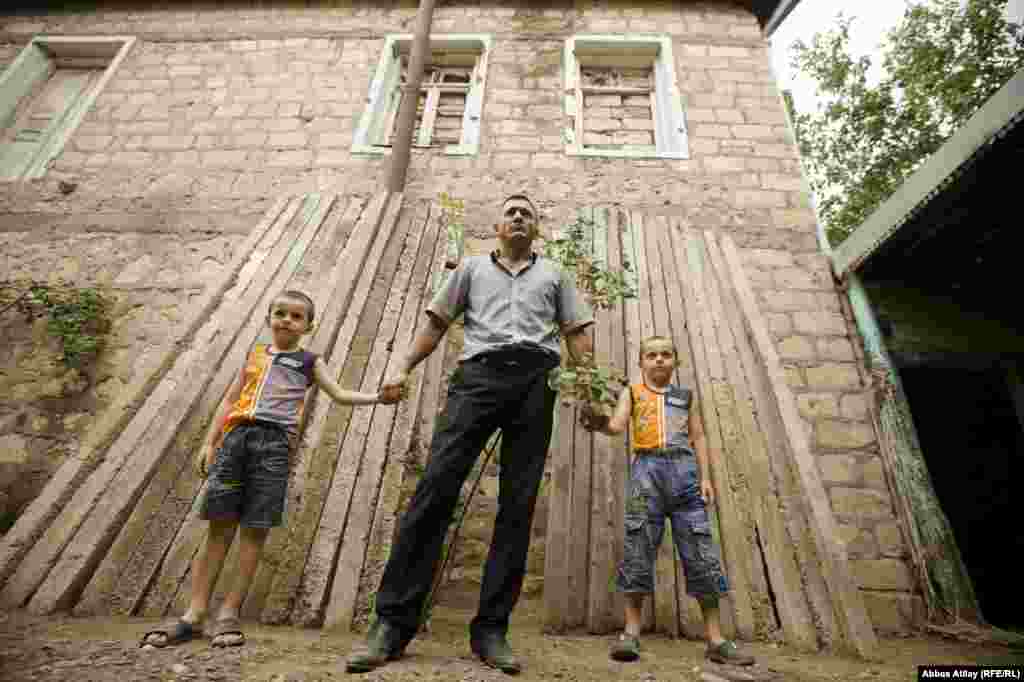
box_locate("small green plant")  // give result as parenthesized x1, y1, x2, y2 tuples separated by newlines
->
(438, 192, 465, 271)
(547, 353, 627, 412)
(1, 279, 112, 369)
(541, 217, 636, 311)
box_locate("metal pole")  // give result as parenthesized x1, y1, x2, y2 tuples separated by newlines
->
(387, 0, 437, 193)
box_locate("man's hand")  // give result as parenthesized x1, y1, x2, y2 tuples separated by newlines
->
(380, 372, 409, 404)
(700, 478, 715, 506)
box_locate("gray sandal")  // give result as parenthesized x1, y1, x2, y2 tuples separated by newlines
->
(210, 616, 245, 648)
(139, 619, 202, 648)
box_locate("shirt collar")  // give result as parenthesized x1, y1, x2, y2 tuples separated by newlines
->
(490, 250, 537, 275)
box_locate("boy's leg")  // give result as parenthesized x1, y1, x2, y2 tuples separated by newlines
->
(211, 526, 269, 646)
(186, 518, 238, 623)
(623, 593, 645, 636)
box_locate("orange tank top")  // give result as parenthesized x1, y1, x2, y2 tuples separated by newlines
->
(630, 382, 694, 453)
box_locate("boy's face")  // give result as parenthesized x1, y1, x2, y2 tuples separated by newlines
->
(639, 340, 677, 385)
(268, 296, 313, 349)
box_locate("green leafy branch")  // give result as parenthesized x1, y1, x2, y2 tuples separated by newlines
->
(1, 279, 112, 369)
(541, 217, 636, 311)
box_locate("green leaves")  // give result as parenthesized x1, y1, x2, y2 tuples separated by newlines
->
(2, 279, 112, 369)
(549, 353, 628, 410)
(541, 217, 636, 311)
(790, 0, 1024, 245)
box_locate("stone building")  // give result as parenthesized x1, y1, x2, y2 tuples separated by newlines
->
(0, 0, 922, 657)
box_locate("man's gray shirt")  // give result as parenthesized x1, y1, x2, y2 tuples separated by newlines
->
(427, 251, 594, 361)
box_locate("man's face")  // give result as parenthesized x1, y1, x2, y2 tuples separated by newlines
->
(496, 198, 540, 244)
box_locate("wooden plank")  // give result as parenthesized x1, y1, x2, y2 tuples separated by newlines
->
(238, 196, 366, 620)
(643, 215, 680, 638)
(606, 210, 627, 633)
(703, 231, 819, 650)
(0, 195, 292, 594)
(145, 194, 389, 620)
(324, 206, 425, 629)
(621, 209, 654, 633)
(353, 201, 442, 632)
(544, 384, 576, 631)
(697, 231, 773, 636)
(254, 194, 394, 624)
(33, 194, 336, 617)
(291, 195, 409, 626)
(567, 206, 594, 628)
(654, 220, 706, 640)
(586, 206, 616, 634)
(670, 228, 756, 640)
(719, 235, 878, 659)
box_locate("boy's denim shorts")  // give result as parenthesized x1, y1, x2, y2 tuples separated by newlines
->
(617, 449, 729, 599)
(200, 421, 290, 528)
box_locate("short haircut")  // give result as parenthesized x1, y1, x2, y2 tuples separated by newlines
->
(502, 193, 538, 219)
(639, 335, 677, 360)
(270, 289, 316, 323)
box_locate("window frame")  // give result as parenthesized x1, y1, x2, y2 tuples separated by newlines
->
(0, 35, 136, 180)
(563, 35, 689, 160)
(352, 34, 492, 157)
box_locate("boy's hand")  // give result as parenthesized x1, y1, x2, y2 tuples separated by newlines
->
(380, 372, 408, 404)
(700, 479, 715, 506)
(579, 403, 609, 432)
(195, 444, 216, 479)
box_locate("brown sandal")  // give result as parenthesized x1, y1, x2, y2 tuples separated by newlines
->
(139, 619, 202, 648)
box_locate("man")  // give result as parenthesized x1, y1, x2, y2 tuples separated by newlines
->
(346, 194, 595, 675)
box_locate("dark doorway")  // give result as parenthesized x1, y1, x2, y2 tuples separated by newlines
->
(899, 365, 1023, 630)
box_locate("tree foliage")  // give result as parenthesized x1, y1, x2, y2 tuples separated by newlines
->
(790, 0, 1024, 245)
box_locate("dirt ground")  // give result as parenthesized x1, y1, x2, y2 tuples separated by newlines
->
(1, 597, 1021, 682)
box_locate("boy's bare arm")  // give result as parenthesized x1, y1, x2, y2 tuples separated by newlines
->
(603, 386, 632, 436)
(689, 402, 714, 505)
(380, 314, 447, 398)
(197, 368, 243, 476)
(313, 357, 382, 405)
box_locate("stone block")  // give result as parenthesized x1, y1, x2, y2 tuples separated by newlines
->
(761, 174, 804, 192)
(704, 156, 747, 173)
(862, 590, 924, 634)
(201, 150, 248, 165)
(862, 456, 887, 491)
(147, 135, 195, 151)
(266, 150, 313, 167)
(816, 420, 875, 449)
(830, 487, 891, 518)
(840, 393, 870, 420)
(836, 522, 879, 557)
(852, 558, 914, 591)
(731, 124, 774, 140)
(818, 337, 857, 362)
(793, 311, 847, 336)
(693, 124, 732, 139)
(796, 393, 839, 420)
(759, 289, 817, 312)
(492, 153, 530, 170)
(713, 109, 744, 124)
(687, 108, 716, 123)
(818, 454, 858, 484)
(734, 190, 786, 208)
(875, 521, 905, 557)
(773, 267, 819, 290)
(268, 132, 308, 149)
(778, 335, 815, 360)
(766, 312, 792, 336)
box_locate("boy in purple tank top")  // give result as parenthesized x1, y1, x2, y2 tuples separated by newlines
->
(140, 290, 401, 649)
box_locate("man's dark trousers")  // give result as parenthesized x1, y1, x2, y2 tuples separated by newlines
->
(375, 348, 558, 644)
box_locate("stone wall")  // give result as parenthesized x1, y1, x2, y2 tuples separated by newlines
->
(0, 0, 921, 634)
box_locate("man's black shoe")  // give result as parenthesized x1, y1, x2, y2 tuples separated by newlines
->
(345, 619, 405, 673)
(471, 632, 522, 675)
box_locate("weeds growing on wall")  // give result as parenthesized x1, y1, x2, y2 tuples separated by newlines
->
(0, 279, 112, 370)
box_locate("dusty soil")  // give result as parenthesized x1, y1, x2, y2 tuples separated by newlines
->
(1, 598, 1021, 682)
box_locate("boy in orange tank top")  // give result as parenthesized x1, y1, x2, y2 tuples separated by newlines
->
(582, 335, 754, 666)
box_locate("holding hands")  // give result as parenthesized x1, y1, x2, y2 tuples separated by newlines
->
(378, 371, 409, 405)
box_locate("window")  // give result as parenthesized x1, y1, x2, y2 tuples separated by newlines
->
(0, 36, 135, 180)
(563, 35, 688, 159)
(353, 35, 491, 157)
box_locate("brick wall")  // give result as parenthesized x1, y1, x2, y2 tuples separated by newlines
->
(0, 0, 921, 633)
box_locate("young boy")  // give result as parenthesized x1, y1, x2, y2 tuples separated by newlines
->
(140, 289, 401, 649)
(581, 335, 754, 666)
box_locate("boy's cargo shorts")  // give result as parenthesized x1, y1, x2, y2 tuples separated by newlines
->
(617, 448, 729, 599)
(200, 421, 290, 528)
